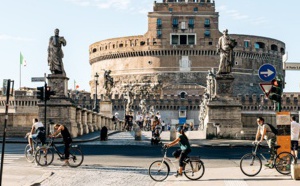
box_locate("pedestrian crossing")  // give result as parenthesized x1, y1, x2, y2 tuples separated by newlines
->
(0, 154, 23, 164)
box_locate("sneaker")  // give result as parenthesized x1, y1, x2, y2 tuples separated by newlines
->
(173, 171, 183, 178)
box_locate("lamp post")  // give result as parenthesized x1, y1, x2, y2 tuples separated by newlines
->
(93, 72, 99, 113)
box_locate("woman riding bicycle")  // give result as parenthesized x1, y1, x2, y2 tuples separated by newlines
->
(165, 126, 191, 177)
(49, 123, 73, 166)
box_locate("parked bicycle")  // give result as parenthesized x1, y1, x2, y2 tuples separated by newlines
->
(35, 137, 84, 167)
(148, 145, 205, 181)
(240, 142, 295, 176)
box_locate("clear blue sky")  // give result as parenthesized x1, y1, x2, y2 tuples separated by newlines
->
(1, 0, 299, 93)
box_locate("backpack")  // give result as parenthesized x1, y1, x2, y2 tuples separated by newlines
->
(264, 123, 278, 135)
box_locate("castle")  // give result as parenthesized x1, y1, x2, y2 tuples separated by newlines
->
(88, 0, 294, 137)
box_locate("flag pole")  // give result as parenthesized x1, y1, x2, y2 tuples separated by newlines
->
(19, 52, 22, 89)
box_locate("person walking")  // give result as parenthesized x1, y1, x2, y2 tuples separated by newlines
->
(161, 120, 166, 131)
(291, 116, 300, 163)
(49, 123, 72, 166)
(165, 126, 191, 177)
(255, 117, 276, 167)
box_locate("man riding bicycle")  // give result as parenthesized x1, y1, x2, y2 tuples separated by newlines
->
(27, 118, 46, 153)
(254, 117, 276, 167)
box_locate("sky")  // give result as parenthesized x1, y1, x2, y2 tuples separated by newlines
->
(1, 0, 300, 93)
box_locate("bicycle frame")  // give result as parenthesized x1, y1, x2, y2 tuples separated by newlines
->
(158, 148, 181, 172)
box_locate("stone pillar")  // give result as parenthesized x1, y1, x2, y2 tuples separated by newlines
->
(81, 109, 88, 134)
(76, 107, 83, 136)
(206, 74, 242, 138)
(87, 110, 94, 132)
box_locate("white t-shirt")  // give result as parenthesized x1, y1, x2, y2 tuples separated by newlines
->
(33, 121, 44, 131)
(291, 121, 300, 141)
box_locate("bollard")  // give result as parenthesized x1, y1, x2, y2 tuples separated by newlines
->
(170, 126, 177, 141)
(135, 127, 142, 141)
(291, 164, 300, 180)
(100, 126, 108, 141)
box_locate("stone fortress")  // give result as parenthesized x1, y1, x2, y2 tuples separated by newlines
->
(88, 0, 297, 138)
(0, 0, 299, 139)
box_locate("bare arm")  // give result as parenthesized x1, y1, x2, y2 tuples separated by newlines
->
(30, 125, 35, 134)
(166, 138, 180, 148)
(255, 127, 260, 141)
(50, 125, 64, 137)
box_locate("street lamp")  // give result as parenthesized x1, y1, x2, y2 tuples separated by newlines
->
(93, 72, 99, 113)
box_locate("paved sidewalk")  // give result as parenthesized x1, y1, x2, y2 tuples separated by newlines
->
(82, 130, 254, 147)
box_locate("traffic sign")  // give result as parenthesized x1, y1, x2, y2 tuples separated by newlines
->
(258, 64, 276, 81)
(31, 77, 45, 82)
(283, 62, 300, 70)
(259, 82, 272, 97)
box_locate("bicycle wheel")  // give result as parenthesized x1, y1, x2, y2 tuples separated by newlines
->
(240, 153, 262, 177)
(184, 160, 205, 180)
(35, 147, 54, 166)
(274, 152, 295, 175)
(24, 144, 35, 163)
(148, 160, 170, 182)
(68, 147, 84, 167)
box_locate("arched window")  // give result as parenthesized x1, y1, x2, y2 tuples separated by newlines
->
(180, 92, 187, 99)
(271, 44, 278, 51)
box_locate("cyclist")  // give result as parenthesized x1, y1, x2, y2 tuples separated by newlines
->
(254, 117, 276, 167)
(49, 123, 73, 166)
(165, 126, 191, 177)
(27, 118, 46, 153)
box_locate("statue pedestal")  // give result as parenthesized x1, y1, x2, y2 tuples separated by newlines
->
(215, 74, 234, 98)
(47, 74, 69, 98)
(100, 101, 112, 118)
(206, 74, 242, 138)
(38, 74, 78, 137)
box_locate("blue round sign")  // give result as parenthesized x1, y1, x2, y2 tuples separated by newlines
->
(258, 64, 276, 82)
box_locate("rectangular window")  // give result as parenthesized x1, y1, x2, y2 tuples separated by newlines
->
(172, 35, 179, 45)
(171, 34, 196, 45)
(188, 18, 194, 29)
(172, 18, 178, 28)
(157, 30, 162, 38)
(193, 7, 198, 12)
(204, 19, 210, 27)
(244, 40, 250, 48)
(169, 8, 173, 12)
(188, 35, 195, 45)
(157, 18, 162, 28)
(180, 35, 187, 45)
(254, 43, 260, 49)
(204, 30, 210, 37)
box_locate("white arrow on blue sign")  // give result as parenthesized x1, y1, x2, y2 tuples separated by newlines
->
(258, 64, 276, 82)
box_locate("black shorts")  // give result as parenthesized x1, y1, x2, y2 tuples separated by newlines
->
(291, 141, 299, 150)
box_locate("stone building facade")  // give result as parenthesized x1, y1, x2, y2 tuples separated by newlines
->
(89, 0, 287, 132)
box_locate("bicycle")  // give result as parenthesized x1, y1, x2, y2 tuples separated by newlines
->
(35, 137, 84, 167)
(240, 142, 295, 177)
(148, 145, 205, 181)
(24, 133, 42, 163)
